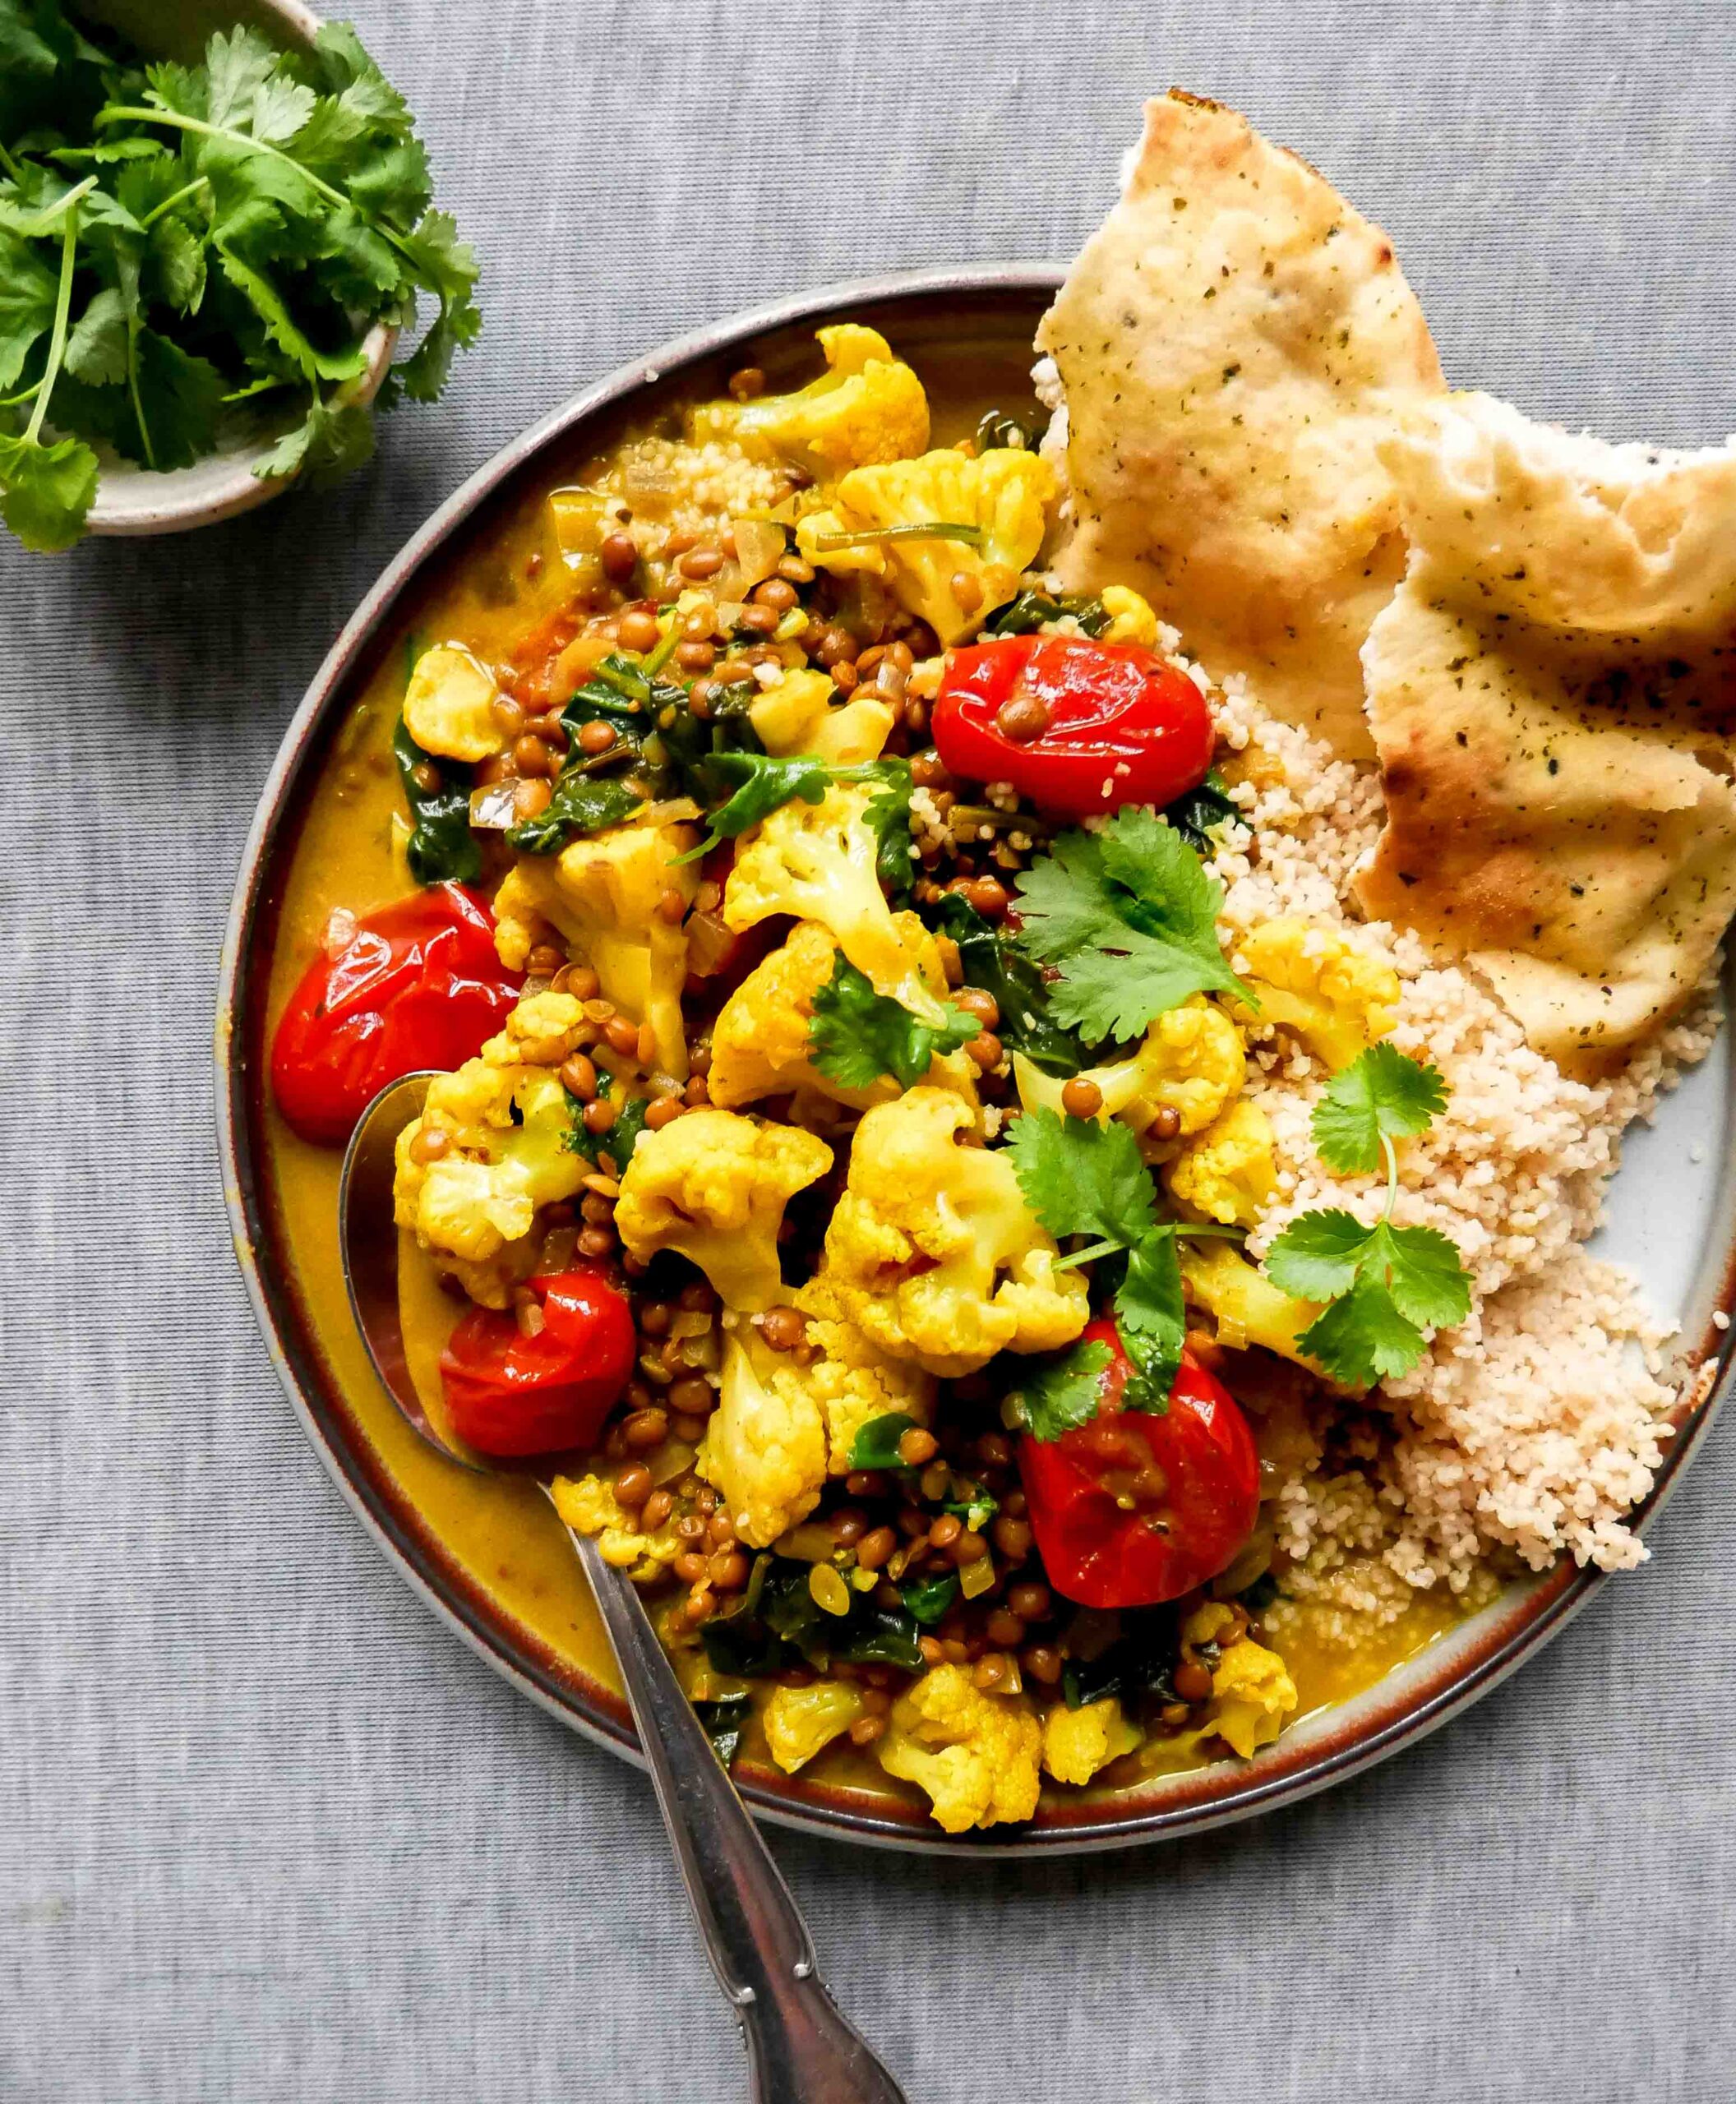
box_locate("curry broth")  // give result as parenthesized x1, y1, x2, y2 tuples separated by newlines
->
(260, 330, 1463, 1808)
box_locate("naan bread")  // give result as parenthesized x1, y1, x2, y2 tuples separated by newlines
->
(1037, 91, 1443, 755)
(1356, 393, 1736, 1070)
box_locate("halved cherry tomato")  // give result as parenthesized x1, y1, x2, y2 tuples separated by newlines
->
(439, 1268, 636, 1457)
(270, 884, 522, 1147)
(1018, 1319, 1259, 1609)
(932, 635, 1214, 819)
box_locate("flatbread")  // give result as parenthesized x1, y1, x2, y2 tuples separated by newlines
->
(1037, 90, 1443, 755)
(1356, 392, 1736, 1070)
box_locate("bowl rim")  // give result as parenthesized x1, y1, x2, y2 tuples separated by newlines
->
(215, 262, 1736, 1856)
(75, 0, 397, 537)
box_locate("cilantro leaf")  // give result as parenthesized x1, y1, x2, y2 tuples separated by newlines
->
(928, 893, 1086, 1078)
(1004, 1337, 1112, 1442)
(1294, 1281, 1426, 1388)
(1267, 1214, 1471, 1387)
(898, 1572, 958, 1625)
(254, 388, 375, 487)
(1011, 805, 1253, 1045)
(1006, 1106, 1156, 1249)
(681, 750, 833, 857)
(808, 954, 979, 1091)
(1260, 1207, 1369, 1303)
(0, 429, 96, 550)
(1115, 1230, 1185, 1413)
(1374, 1220, 1475, 1330)
(1312, 1043, 1447, 1176)
(0, 227, 58, 388)
(506, 768, 642, 857)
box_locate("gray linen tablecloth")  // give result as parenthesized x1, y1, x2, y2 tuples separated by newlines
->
(5, 2, 1734, 2097)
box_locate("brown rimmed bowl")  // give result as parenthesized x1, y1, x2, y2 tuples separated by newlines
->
(215, 265, 1736, 1854)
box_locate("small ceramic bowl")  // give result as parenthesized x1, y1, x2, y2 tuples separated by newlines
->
(72, 0, 396, 537)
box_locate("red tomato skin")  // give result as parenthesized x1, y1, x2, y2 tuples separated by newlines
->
(439, 1269, 636, 1458)
(933, 635, 1214, 819)
(270, 884, 522, 1147)
(1018, 1320, 1260, 1609)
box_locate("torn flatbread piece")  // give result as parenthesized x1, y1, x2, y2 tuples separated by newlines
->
(1037, 90, 1443, 756)
(1356, 391, 1736, 1071)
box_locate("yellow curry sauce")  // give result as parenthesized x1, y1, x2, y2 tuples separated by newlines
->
(260, 334, 1466, 1816)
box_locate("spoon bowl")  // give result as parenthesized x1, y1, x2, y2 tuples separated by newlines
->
(336, 1073, 910, 2104)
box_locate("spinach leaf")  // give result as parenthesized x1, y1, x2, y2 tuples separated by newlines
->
(700, 1555, 923, 1678)
(506, 770, 641, 856)
(694, 1693, 753, 1769)
(983, 588, 1110, 639)
(1061, 1607, 1181, 1711)
(848, 1411, 920, 1472)
(564, 1075, 651, 1170)
(1163, 768, 1239, 855)
(392, 714, 479, 884)
(898, 1572, 958, 1626)
(974, 407, 1048, 454)
(928, 892, 1086, 1077)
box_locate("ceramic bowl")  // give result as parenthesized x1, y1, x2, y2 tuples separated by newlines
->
(71, 0, 395, 537)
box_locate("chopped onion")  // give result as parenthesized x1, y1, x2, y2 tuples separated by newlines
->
(469, 781, 519, 830)
(732, 516, 787, 588)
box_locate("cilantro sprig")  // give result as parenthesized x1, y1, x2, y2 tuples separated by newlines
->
(0, 10, 478, 549)
(808, 954, 981, 1091)
(677, 750, 909, 861)
(1263, 1046, 1471, 1387)
(1009, 806, 1254, 1046)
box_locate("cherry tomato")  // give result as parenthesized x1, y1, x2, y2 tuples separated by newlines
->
(270, 884, 523, 1147)
(1018, 1319, 1259, 1609)
(932, 634, 1214, 820)
(439, 1268, 636, 1458)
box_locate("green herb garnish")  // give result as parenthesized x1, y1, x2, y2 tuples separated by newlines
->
(813, 520, 985, 551)
(507, 771, 642, 856)
(808, 953, 980, 1092)
(0, 9, 479, 549)
(701, 1556, 923, 1678)
(677, 750, 906, 862)
(927, 893, 1085, 1078)
(1163, 768, 1239, 856)
(563, 1075, 652, 1170)
(694, 1693, 752, 1769)
(898, 1572, 959, 1626)
(1010, 805, 1254, 1046)
(847, 1411, 921, 1472)
(1263, 1046, 1471, 1387)
(983, 588, 1110, 638)
(1004, 1336, 1114, 1442)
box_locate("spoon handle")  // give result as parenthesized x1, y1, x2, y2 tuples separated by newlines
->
(568, 1529, 911, 2104)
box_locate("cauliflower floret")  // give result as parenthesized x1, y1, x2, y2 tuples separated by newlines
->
(763, 1682, 866, 1774)
(1041, 1697, 1143, 1787)
(1181, 1239, 1322, 1370)
(615, 1109, 832, 1312)
(811, 1087, 1087, 1377)
(723, 783, 944, 1023)
(875, 1664, 1043, 1833)
(796, 446, 1057, 647)
(402, 643, 508, 764)
(687, 325, 929, 478)
(493, 814, 699, 1079)
(1166, 1099, 1279, 1229)
(550, 1471, 681, 1582)
(749, 667, 894, 764)
(699, 1307, 935, 1546)
(393, 990, 590, 1270)
(700, 1331, 831, 1546)
(1098, 584, 1161, 648)
(1234, 920, 1400, 1073)
(709, 917, 978, 1115)
(1185, 1603, 1299, 1759)
(1013, 996, 1246, 1140)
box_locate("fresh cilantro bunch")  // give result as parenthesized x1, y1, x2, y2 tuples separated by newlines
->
(1004, 1107, 1198, 1431)
(1009, 805, 1254, 1046)
(807, 954, 981, 1091)
(1263, 1044, 1472, 1387)
(0, 7, 479, 550)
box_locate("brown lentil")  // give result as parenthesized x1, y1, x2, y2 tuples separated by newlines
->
(679, 547, 723, 580)
(512, 734, 554, 779)
(599, 531, 638, 583)
(603, 1013, 640, 1058)
(709, 1549, 750, 1592)
(617, 607, 661, 653)
(1151, 1104, 1184, 1142)
(967, 875, 1009, 918)
(621, 1407, 667, 1451)
(512, 777, 553, 823)
(995, 693, 1051, 743)
(832, 1508, 869, 1548)
(643, 1096, 684, 1133)
(965, 1031, 1004, 1072)
(560, 1054, 598, 1101)
(760, 1306, 807, 1353)
(525, 943, 566, 977)
(928, 1514, 963, 1550)
(856, 1526, 898, 1572)
(1062, 1077, 1105, 1119)
(1008, 1581, 1052, 1622)
(847, 1715, 887, 1747)
(896, 1426, 939, 1467)
(577, 1227, 614, 1259)
(952, 1529, 990, 1566)
(408, 1125, 450, 1165)
(985, 1609, 1027, 1649)
(640, 1489, 673, 1530)
(1174, 1659, 1215, 1704)
(1021, 1644, 1063, 1686)
(675, 639, 715, 672)
(990, 1516, 1033, 1562)
(668, 1376, 714, 1417)
(670, 1412, 707, 1443)
(612, 1464, 653, 1509)
(582, 1098, 616, 1136)
(727, 365, 766, 401)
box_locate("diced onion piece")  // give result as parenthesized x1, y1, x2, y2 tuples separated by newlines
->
(809, 1565, 852, 1617)
(959, 1554, 996, 1599)
(732, 516, 787, 588)
(548, 487, 607, 561)
(469, 781, 520, 831)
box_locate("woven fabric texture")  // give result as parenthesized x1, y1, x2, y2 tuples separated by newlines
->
(4, 2, 1734, 2098)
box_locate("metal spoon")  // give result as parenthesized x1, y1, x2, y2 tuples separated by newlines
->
(339, 1073, 909, 2104)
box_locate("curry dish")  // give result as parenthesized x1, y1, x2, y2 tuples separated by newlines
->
(261, 96, 1729, 1834)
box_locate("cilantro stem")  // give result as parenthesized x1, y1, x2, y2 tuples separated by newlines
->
(0, 139, 23, 182)
(24, 200, 80, 448)
(0, 379, 43, 410)
(1174, 1222, 1249, 1239)
(1381, 1132, 1400, 1221)
(815, 521, 986, 551)
(221, 375, 290, 404)
(1053, 1236, 1122, 1272)
(643, 616, 681, 679)
(16, 173, 96, 238)
(137, 175, 210, 230)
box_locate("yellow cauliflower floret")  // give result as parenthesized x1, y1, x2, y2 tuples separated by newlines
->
(876, 1664, 1042, 1834)
(687, 325, 929, 478)
(1182, 1240, 1323, 1370)
(812, 1087, 1087, 1377)
(1098, 584, 1161, 648)
(1041, 1697, 1143, 1787)
(493, 814, 699, 1079)
(402, 643, 507, 764)
(700, 1332, 830, 1546)
(1014, 996, 1246, 1140)
(700, 1308, 935, 1547)
(750, 667, 894, 765)
(1234, 919, 1400, 1073)
(709, 918, 978, 1115)
(392, 991, 590, 1269)
(763, 1682, 866, 1774)
(550, 1472, 681, 1582)
(1166, 1100, 1279, 1228)
(1185, 1604, 1299, 1759)
(723, 783, 942, 1023)
(615, 1110, 832, 1312)
(796, 446, 1056, 647)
